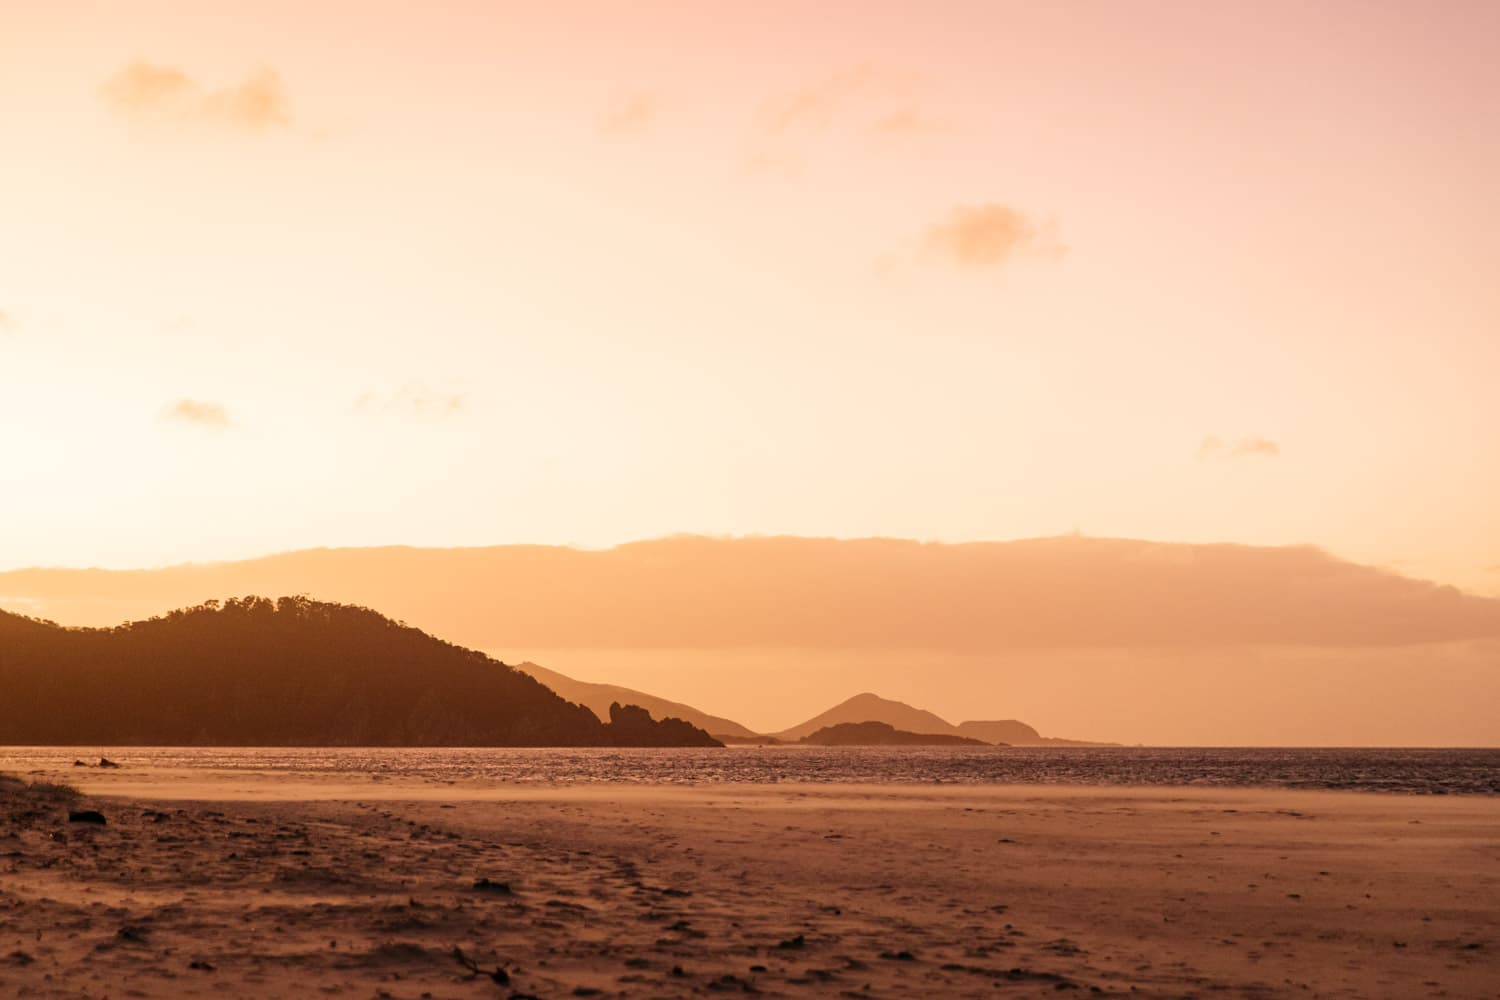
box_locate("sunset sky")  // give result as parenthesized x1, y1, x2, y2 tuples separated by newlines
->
(2, 1, 1497, 596)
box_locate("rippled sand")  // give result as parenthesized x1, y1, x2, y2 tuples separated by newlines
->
(3, 763, 1498, 998)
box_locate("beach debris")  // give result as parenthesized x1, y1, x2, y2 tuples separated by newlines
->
(116, 925, 149, 944)
(706, 972, 754, 991)
(97, 757, 121, 769)
(451, 945, 510, 984)
(71, 760, 87, 768)
(5, 950, 34, 966)
(473, 877, 513, 895)
(68, 810, 107, 825)
(776, 934, 806, 949)
(189, 960, 217, 971)
(880, 950, 917, 961)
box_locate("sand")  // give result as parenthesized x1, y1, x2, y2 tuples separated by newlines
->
(2, 765, 1498, 998)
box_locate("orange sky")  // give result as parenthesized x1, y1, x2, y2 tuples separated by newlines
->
(2, 1, 1498, 596)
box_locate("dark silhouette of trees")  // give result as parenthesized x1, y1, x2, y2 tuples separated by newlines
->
(0, 596, 721, 747)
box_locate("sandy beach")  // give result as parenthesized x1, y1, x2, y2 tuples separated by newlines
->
(3, 765, 1497, 999)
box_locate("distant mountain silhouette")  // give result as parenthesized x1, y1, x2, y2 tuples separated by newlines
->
(955, 720, 1042, 743)
(0, 597, 721, 747)
(800, 721, 991, 747)
(776, 692, 1115, 746)
(775, 693, 959, 742)
(518, 662, 757, 740)
(5, 535, 1497, 649)
(954, 720, 1107, 747)
(507, 670, 1103, 746)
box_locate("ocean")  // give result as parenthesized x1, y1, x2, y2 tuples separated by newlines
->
(3, 745, 1497, 795)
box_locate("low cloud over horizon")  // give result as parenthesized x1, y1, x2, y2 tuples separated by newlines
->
(103, 61, 290, 130)
(4, 535, 1495, 648)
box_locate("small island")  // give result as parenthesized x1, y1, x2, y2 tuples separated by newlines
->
(799, 721, 998, 747)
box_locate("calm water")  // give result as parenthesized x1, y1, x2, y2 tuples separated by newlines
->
(3, 746, 1498, 795)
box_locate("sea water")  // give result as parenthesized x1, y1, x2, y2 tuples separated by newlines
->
(2, 746, 1497, 794)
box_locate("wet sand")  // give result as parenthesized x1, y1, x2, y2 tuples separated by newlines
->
(3, 765, 1498, 998)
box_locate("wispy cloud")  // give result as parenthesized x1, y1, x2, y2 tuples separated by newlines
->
(747, 64, 937, 176)
(164, 399, 230, 428)
(600, 94, 657, 135)
(1199, 436, 1281, 460)
(742, 148, 804, 179)
(1231, 437, 1281, 458)
(356, 385, 466, 418)
(758, 64, 916, 135)
(103, 61, 290, 130)
(870, 106, 945, 135)
(922, 203, 1059, 270)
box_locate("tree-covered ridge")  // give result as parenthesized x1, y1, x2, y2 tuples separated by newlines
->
(0, 596, 720, 747)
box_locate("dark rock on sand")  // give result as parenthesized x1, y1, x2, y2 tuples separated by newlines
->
(68, 810, 106, 825)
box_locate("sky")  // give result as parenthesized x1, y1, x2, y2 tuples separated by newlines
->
(2, 1, 1498, 596)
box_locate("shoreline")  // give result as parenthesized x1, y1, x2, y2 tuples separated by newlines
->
(5, 744, 1496, 798)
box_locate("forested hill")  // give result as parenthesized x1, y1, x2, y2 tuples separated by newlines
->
(0, 596, 720, 747)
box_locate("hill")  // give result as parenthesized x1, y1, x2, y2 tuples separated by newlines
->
(800, 721, 991, 747)
(774, 693, 960, 742)
(0, 597, 720, 747)
(518, 662, 757, 740)
(954, 719, 1041, 743)
(776, 693, 1116, 746)
(955, 720, 1108, 747)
